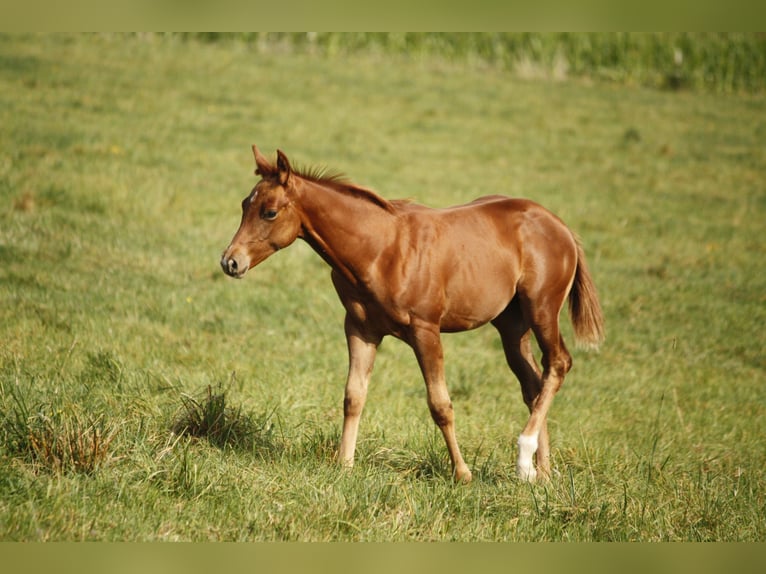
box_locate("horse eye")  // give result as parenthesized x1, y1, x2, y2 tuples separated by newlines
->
(262, 208, 278, 221)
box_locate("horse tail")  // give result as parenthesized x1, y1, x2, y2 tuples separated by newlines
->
(568, 237, 605, 349)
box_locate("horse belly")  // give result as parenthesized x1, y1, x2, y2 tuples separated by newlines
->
(442, 224, 525, 330)
(440, 277, 516, 332)
(406, 210, 522, 332)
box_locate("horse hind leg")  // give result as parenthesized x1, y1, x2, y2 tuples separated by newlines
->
(492, 302, 552, 481)
(517, 294, 573, 482)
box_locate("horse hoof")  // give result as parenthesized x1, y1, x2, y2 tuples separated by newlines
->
(517, 463, 537, 483)
(455, 468, 473, 484)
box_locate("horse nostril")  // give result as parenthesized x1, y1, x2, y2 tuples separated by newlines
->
(221, 252, 249, 277)
(221, 255, 237, 275)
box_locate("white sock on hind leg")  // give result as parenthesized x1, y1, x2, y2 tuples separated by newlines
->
(517, 433, 539, 482)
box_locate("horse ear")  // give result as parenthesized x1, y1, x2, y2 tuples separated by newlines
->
(276, 149, 292, 186)
(252, 144, 273, 176)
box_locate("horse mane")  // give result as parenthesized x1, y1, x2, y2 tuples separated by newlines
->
(259, 156, 395, 214)
(296, 166, 396, 214)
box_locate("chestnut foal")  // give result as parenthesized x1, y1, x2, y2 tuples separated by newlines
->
(221, 146, 604, 482)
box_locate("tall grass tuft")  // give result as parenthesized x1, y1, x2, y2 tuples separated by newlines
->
(26, 411, 117, 474)
(1, 385, 118, 474)
(171, 381, 278, 453)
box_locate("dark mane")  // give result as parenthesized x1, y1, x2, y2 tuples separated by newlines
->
(295, 165, 396, 214)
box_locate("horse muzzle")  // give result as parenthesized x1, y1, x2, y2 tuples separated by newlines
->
(220, 249, 250, 278)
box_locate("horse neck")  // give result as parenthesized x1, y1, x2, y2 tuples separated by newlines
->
(293, 178, 397, 283)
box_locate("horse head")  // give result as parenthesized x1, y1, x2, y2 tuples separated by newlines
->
(220, 146, 302, 278)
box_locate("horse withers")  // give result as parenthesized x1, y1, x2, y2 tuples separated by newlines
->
(221, 145, 604, 482)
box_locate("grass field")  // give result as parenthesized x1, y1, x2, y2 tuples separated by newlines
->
(0, 33, 764, 541)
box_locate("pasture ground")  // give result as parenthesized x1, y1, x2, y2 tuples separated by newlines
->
(0, 34, 764, 541)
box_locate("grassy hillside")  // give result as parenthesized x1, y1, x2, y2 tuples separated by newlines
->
(0, 33, 764, 540)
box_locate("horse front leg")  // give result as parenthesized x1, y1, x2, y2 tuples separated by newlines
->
(410, 321, 472, 483)
(337, 316, 380, 469)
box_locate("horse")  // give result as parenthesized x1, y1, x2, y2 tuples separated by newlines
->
(221, 145, 604, 482)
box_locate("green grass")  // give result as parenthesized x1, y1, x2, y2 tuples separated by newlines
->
(0, 33, 764, 541)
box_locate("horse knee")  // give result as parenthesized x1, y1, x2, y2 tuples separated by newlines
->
(343, 392, 366, 418)
(427, 398, 454, 428)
